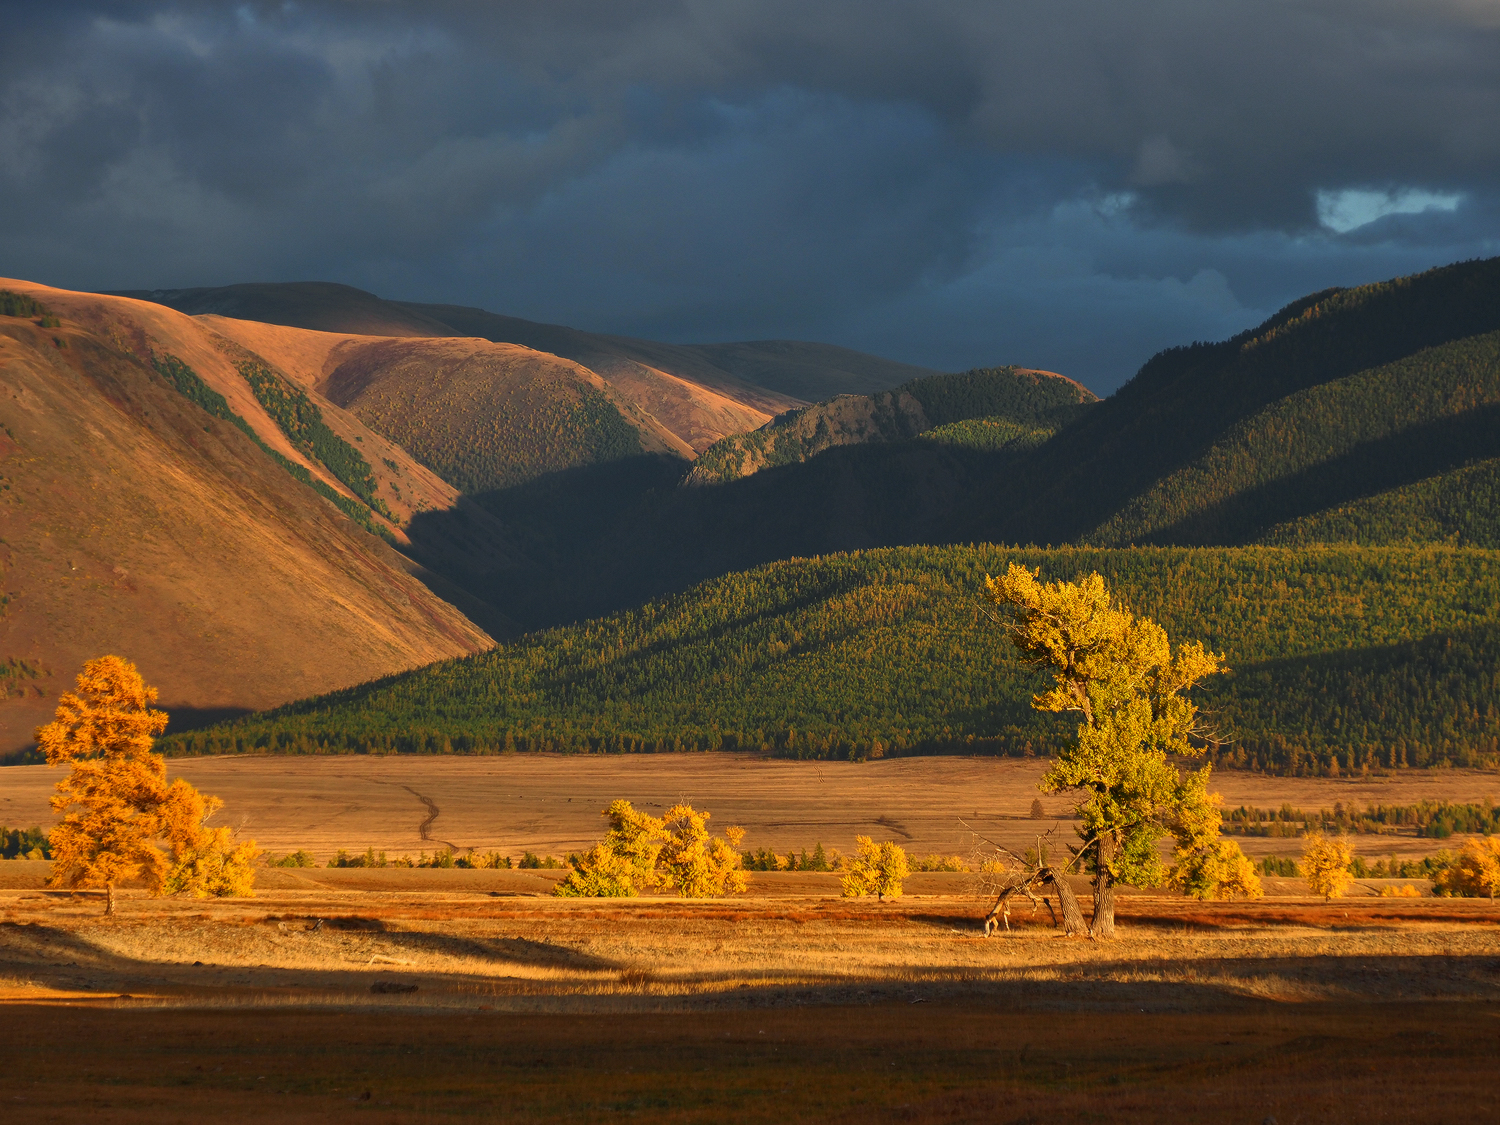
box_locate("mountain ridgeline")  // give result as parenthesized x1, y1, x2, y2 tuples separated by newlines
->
(40, 257, 1500, 772)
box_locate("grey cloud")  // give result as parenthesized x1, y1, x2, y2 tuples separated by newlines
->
(1, 2, 1498, 393)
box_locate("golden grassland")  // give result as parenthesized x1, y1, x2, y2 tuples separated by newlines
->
(6, 754, 1495, 863)
(5, 755, 1499, 1120)
(1, 872, 1498, 1123)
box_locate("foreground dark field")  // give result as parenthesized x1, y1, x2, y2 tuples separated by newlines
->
(2, 877, 1498, 1123)
(5, 998, 1498, 1124)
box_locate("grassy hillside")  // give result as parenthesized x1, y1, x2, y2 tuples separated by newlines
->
(114, 282, 943, 458)
(165, 544, 1500, 774)
(0, 284, 493, 754)
(685, 367, 1095, 485)
(316, 337, 652, 494)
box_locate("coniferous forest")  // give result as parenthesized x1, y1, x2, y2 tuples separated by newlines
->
(163, 544, 1500, 774)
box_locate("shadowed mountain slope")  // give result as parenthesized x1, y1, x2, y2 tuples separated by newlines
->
(976, 257, 1500, 547)
(1085, 329, 1500, 546)
(0, 281, 495, 754)
(392, 258, 1500, 632)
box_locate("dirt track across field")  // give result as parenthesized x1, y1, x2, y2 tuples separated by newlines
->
(4, 754, 1495, 862)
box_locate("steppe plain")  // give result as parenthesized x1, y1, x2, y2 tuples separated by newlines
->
(3, 754, 1499, 1123)
(6, 753, 1493, 861)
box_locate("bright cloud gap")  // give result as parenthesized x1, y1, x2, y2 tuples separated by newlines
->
(1316, 189, 1463, 234)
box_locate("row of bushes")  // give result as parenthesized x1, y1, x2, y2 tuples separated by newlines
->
(1254, 835, 1500, 896)
(1227, 801, 1500, 839)
(0, 826, 49, 860)
(270, 847, 564, 870)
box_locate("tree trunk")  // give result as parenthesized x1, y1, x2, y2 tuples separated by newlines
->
(983, 868, 1087, 936)
(1044, 870, 1089, 936)
(1091, 837, 1117, 939)
(105, 882, 115, 917)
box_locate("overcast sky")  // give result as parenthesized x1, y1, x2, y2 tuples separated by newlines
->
(4, 2, 1499, 393)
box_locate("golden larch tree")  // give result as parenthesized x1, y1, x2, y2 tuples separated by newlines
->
(840, 836, 910, 901)
(35, 655, 257, 913)
(556, 799, 745, 898)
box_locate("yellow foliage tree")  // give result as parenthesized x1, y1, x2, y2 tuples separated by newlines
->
(985, 563, 1224, 937)
(657, 803, 747, 897)
(840, 836, 909, 900)
(1167, 771, 1262, 901)
(161, 781, 261, 898)
(1434, 836, 1500, 899)
(35, 656, 257, 913)
(555, 799, 745, 898)
(1300, 832, 1354, 901)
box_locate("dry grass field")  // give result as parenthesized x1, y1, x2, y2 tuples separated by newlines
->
(5, 753, 1495, 864)
(5, 754, 1499, 1121)
(1, 870, 1498, 1123)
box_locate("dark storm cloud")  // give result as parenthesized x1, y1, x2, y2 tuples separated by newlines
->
(3, 2, 1499, 391)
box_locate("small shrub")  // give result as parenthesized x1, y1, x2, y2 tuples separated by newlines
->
(914, 853, 967, 872)
(1379, 883, 1423, 897)
(0, 290, 46, 318)
(1256, 856, 1299, 877)
(1029, 798, 1046, 819)
(268, 849, 316, 868)
(741, 842, 834, 871)
(742, 846, 781, 871)
(458, 851, 511, 869)
(328, 847, 389, 869)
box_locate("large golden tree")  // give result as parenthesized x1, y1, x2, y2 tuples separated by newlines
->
(986, 564, 1253, 937)
(35, 655, 256, 914)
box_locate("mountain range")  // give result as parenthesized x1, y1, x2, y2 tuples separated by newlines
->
(5, 257, 1500, 769)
